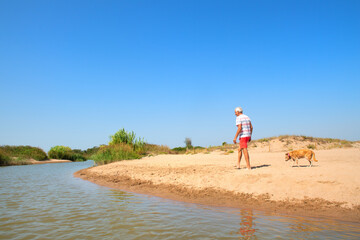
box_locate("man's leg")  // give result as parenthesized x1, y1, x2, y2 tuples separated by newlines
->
(243, 148, 251, 170)
(237, 146, 243, 168)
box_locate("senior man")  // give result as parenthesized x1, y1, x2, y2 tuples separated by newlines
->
(233, 107, 253, 170)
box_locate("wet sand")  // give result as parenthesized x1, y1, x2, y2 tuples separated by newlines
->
(75, 148, 360, 222)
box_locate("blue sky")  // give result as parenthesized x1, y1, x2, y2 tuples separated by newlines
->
(1, 0, 359, 151)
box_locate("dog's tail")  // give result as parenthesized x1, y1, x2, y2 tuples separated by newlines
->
(312, 153, 318, 162)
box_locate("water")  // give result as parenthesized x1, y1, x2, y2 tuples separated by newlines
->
(0, 161, 359, 240)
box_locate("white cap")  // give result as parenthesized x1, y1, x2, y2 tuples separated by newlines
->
(235, 107, 243, 113)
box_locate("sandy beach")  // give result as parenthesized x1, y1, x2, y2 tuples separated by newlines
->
(75, 148, 360, 222)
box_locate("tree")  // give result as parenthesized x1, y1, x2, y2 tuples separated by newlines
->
(184, 137, 192, 149)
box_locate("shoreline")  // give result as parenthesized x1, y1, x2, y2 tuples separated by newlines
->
(1, 159, 72, 167)
(74, 149, 360, 222)
(29, 159, 72, 164)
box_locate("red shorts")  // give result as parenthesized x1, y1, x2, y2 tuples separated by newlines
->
(239, 137, 251, 148)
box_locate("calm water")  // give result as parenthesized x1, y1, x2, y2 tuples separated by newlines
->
(0, 161, 359, 240)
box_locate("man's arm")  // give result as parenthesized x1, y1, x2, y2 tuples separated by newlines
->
(249, 122, 253, 142)
(233, 124, 242, 144)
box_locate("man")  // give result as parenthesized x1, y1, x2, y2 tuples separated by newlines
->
(233, 107, 253, 170)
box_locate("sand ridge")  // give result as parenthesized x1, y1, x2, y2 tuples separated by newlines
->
(75, 148, 360, 221)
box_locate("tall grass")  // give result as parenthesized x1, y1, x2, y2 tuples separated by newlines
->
(109, 128, 145, 150)
(90, 144, 142, 165)
(89, 129, 149, 165)
(0, 145, 48, 161)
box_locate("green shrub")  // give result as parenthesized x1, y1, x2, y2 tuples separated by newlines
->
(307, 144, 315, 150)
(88, 129, 147, 165)
(90, 144, 141, 165)
(48, 146, 86, 161)
(48, 146, 72, 159)
(300, 136, 314, 141)
(110, 128, 145, 150)
(0, 145, 48, 161)
(143, 144, 172, 155)
(71, 153, 87, 161)
(84, 146, 100, 155)
(171, 147, 187, 153)
(194, 146, 205, 149)
(0, 149, 31, 166)
(0, 149, 11, 166)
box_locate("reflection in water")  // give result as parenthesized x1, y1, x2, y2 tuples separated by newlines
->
(237, 209, 257, 239)
(289, 217, 323, 236)
(108, 190, 135, 203)
(0, 162, 360, 240)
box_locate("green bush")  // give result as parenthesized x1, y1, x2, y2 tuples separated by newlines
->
(307, 144, 315, 150)
(89, 129, 148, 165)
(0, 149, 11, 166)
(48, 146, 86, 161)
(171, 147, 187, 153)
(170, 146, 204, 154)
(48, 146, 72, 159)
(0, 145, 48, 161)
(143, 144, 172, 155)
(0, 149, 30, 166)
(109, 128, 145, 150)
(90, 144, 141, 165)
(83, 146, 100, 157)
(194, 146, 205, 149)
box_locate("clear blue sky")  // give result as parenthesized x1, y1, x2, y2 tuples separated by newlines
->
(1, 0, 359, 151)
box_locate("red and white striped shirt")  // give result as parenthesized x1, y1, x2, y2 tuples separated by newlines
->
(236, 114, 252, 138)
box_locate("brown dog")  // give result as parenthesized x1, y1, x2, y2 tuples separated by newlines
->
(285, 149, 318, 167)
